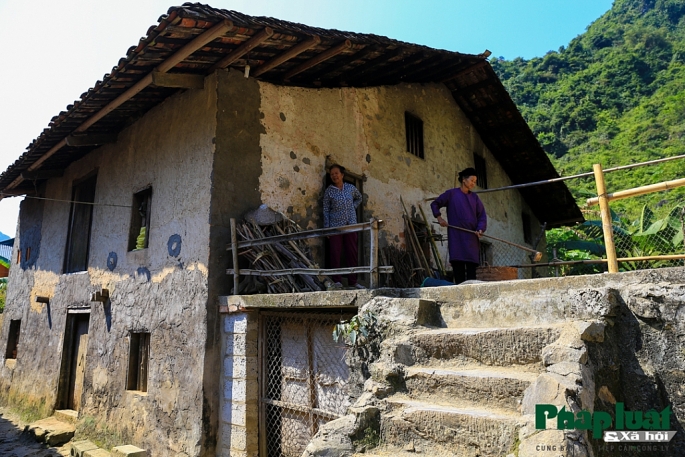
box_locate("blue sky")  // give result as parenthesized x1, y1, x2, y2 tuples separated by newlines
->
(0, 0, 614, 237)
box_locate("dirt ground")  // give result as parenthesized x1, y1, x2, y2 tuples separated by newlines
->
(0, 407, 70, 457)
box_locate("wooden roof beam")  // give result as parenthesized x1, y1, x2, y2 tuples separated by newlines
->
(356, 51, 426, 85)
(284, 40, 351, 80)
(4, 19, 235, 191)
(337, 48, 403, 84)
(151, 71, 205, 89)
(21, 169, 65, 180)
(65, 133, 119, 147)
(252, 35, 321, 77)
(440, 60, 490, 83)
(303, 45, 376, 82)
(210, 27, 274, 71)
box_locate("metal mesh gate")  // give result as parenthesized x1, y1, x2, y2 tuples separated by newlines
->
(260, 311, 353, 457)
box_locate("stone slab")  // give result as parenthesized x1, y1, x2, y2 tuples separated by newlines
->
(111, 445, 146, 457)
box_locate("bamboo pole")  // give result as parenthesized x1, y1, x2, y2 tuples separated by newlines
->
(586, 177, 685, 206)
(230, 218, 240, 294)
(226, 266, 393, 276)
(434, 222, 543, 261)
(418, 205, 446, 277)
(515, 254, 685, 268)
(400, 196, 432, 276)
(593, 164, 619, 273)
(369, 218, 379, 289)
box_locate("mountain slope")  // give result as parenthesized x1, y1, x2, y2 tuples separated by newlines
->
(492, 0, 685, 218)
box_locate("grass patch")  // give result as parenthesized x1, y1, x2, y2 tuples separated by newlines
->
(77, 415, 129, 450)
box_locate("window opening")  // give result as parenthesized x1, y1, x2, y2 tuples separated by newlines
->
(127, 332, 150, 392)
(473, 153, 488, 189)
(522, 213, 533, 245)
(405, 112, 424, 159)
(5, 320, 20, 359)
(128, 188, 152, 251)
(64, 174, 98, 273)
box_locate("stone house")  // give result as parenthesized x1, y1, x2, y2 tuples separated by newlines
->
(0, 4, 581, 456)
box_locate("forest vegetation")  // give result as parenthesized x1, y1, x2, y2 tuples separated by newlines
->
(492, 0, 685, 221)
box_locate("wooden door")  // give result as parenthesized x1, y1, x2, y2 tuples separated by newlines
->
(58, 313, 90, 411)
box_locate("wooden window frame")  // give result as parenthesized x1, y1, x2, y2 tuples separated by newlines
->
(126, 332, 150, 392)
(64, 173, 98, 273)
(473, 153, 488, 189)
(128, 187, 152, 251)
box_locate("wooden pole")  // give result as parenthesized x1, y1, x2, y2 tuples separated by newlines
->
(586, 176, 685, 206)
(593, 164, 619, 273)
(230, 218, 240, 294)
(418, 205, 446, 277)
(369, 218, 379, 289)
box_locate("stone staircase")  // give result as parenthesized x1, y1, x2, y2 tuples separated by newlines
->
(330, 284, 618, 457)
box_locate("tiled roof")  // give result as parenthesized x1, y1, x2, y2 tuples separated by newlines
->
(0, 2, 582, 227)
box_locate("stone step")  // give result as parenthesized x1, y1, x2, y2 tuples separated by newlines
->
(382, 399, 520, 457)
(404, 365, 539, 412)
(54, 409, 78, 424)
(409, 325, 562, 366)
(26, 416, 75, 446)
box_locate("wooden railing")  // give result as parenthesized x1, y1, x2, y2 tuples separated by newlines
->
(226, 218, 392, 293)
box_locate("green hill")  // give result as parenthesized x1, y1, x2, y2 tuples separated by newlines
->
(492, 0, 685, 220)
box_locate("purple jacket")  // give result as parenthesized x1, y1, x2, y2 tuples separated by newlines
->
(430, 188, 487, 263)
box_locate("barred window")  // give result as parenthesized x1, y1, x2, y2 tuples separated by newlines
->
(405, 112, 424, 159)
(473, 153, 488, 189)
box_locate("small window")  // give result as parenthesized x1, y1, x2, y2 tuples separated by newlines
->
(405, 112, 424, 159)
(522, 213, 533, 244)
(5, 320, 21, 360)
(127, 332, 150, 392)
(128, 188, 152, 251)
(473, 153, 488, 189)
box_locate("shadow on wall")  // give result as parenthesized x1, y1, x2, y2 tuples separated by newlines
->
(588, 296, 684, 457)
(18, 198, 44, 271)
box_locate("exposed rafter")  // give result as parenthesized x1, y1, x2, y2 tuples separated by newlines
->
(210, 27, 274, 71)
(284, 40, 352, 80)
(252, 35, 321, 77)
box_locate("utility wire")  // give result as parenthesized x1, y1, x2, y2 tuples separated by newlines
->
(0, 192, 131, 208)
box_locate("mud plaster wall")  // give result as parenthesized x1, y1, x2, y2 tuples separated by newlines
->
(0, 74, 218, 457)
(257, 81, 540, 269)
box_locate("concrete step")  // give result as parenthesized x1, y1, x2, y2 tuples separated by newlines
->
(410, 325, 562, 366)
(404, 365, 539, 412)
(382, 399, 520, 457)
(54, 409, 78, 424)
(26, 416, 75, 446)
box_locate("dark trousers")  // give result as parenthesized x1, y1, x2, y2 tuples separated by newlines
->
(451, 260, 478, 284)
(329, 233, 358, 285)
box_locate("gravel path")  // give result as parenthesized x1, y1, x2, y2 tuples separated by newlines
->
(0, 407, 70, 457)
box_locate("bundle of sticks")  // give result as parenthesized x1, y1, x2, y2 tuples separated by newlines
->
(379, 244, 424, 288)
(234, 216, 327, 294)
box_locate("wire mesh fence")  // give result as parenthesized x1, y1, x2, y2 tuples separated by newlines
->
(261, 311, 353, 457)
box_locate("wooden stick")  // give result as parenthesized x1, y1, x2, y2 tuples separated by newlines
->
(400, 196, 432, 276)
(586, 176, 685, 206)
(226, 266, 393, 276)
(593, 164, 619, 273)
(418, 205, 446, 277)
(369, 218, 379, 289)
(434, 222, 543, 262)
(226, 221, 373, 250)
(230, 218, 240, 294)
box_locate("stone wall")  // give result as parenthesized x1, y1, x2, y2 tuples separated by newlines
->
(0, 73, 218, 456)
(256, 80, 541, 267)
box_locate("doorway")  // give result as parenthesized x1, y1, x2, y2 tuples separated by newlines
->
(57, 311, 90, 411)
(323, 169, 365, 283)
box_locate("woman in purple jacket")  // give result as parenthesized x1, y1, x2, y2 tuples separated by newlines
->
(431, 167, 487, 284)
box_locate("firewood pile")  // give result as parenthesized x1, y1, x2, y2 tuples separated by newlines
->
(234, 212, 328, 294)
